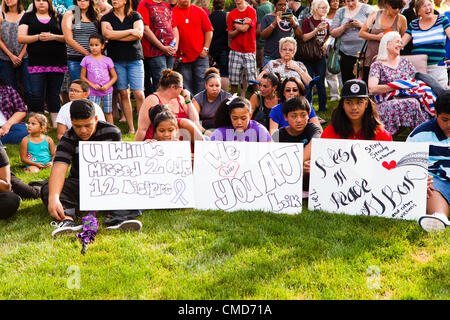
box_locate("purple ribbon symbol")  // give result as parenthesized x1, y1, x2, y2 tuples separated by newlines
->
(171, 179, 188, 206)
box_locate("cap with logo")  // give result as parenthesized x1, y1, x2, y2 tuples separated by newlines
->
(340, 79, 369, 99)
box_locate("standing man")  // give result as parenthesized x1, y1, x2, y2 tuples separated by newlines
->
(227, 0, 258, 95)
(256, 0, 274, 70)
(173, 0, 214, 96)
(138, 0, 179, 96)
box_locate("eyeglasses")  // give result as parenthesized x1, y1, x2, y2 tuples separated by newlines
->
(281, 47, 295, 52)
(69, 88, 84, 93)
(285, 88, 299, 92)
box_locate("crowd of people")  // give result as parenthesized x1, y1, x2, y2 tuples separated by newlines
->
(0, 0, 448, 234)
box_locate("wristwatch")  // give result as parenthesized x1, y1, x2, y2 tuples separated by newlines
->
(203, 47, 209, 53)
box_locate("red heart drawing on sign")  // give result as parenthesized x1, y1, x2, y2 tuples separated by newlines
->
(219, 161, 240, 178)
(382, 160, 397, 170)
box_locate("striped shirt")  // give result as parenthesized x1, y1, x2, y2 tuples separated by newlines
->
(406, 118, 449, 183)
(54, 120, 121, 179)
(66, 21, 98, 60)
(406, 15, 450, 65)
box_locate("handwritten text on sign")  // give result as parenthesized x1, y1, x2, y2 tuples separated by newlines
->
(194, 141, 304, 214)
(79, 141, 194, 210)
(308, 139, 429, 220)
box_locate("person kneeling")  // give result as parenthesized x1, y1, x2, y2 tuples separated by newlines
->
(41, 99, 142, 237)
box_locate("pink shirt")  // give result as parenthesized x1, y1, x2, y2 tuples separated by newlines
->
(80, 55, 115, 96)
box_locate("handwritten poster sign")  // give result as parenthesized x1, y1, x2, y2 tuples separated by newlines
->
(79, 141, 194, 210)
(194, 141, 304, 214)
(308, 139, 429, 220)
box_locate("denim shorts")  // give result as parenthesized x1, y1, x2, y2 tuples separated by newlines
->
(114, 59, 144, 91)
(67, 60, 82, 82)
(432, 177, 450, 204)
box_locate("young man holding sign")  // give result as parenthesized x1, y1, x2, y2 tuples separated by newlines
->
(42, 99, 143, 237)
(407, 91, 450, 232)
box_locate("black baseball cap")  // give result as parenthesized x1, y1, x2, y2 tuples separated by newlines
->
(340, 79, 369, 99)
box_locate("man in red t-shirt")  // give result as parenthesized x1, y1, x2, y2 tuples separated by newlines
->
(227, 0, 257, 95)
(173, 0, 214, 96)
(137, 0, 179, 95)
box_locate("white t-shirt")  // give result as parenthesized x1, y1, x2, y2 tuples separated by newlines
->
(56, 101, 106, 129)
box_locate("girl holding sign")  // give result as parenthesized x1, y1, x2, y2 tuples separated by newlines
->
(321, 79, 393, 141)
(210, 95, 272, 142)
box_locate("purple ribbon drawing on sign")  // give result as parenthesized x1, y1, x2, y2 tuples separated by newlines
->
(171, 179, 188, 206)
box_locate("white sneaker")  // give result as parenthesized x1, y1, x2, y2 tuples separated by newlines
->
(418, 213, 450, 232)
(105, 220, 142, 231)
(51, 219, 83, 237)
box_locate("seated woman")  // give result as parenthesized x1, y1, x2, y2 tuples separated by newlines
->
(257, 37, 312, 86)
(192, 67, 231, 135)
(0, 76, 28, 145)
(249, 72, 280, 131)
(268, 76, 322, 135)
(134, 69, 204, 142)
(368, 31, 432, 136)
(210, 95, 272, 142)
(321, 79, 392, 141)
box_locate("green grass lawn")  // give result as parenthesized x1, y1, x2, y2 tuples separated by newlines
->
(0, 95, 448, 300)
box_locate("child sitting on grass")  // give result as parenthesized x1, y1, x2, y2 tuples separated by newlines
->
(210, 95, 272, 142)
(19, 113, 55, 173)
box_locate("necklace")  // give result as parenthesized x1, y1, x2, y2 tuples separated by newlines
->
(182, 6, 191, 24)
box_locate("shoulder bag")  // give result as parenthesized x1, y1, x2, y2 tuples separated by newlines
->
(295, 19, 324, 62)
(327, 8, 345, 74)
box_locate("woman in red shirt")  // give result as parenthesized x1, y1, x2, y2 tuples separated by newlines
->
(321, 79, 392, 141)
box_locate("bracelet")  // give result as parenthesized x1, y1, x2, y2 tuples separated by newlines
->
(270, 23, 276, 29)
(185, 99, 191, 104)
(202, 128, 206, 134)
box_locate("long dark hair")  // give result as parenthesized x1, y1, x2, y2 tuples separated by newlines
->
(113, 0, 133, 16)
(279, 77, 306, 102)
(2, 0, 24, 13)
(331, 97, 383, 140)
(72, 0, 101, 26)
(32, 0, 56, 17)
(214, 96, 252, 128)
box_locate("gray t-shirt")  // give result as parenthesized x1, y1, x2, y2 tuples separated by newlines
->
(194, 89, 231, 129)
(330, 4, 374, 57)
(260, 14, 298, 59)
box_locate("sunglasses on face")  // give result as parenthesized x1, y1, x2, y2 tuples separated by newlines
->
(285, 88, 299, 92)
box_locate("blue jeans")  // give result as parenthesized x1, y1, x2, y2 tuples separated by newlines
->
(29, 72, 65, 113)
(304, 57, 327, 111)
(114, 59, 145, 91)
(67, 60, 82, 82)
(0, 58, 32, 105)
(144, 55, 174, 95)
(175, 56, 209, 96)
(0, 123, 28, 145)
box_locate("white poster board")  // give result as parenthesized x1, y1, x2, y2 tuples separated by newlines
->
(308, 139, 429, 220)
(79, 141, 194, 210)
(194, 141, 304, 214)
